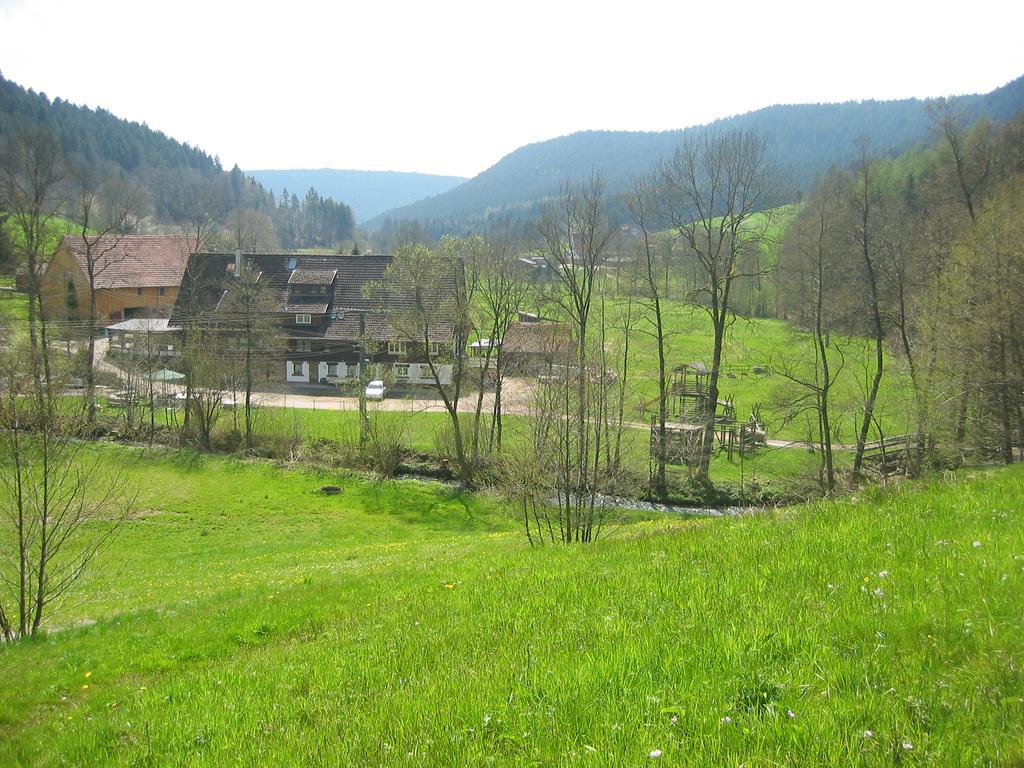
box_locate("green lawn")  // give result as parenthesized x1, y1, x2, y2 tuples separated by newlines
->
(1, 445, 1021, 765)
(0, 279, 29, 322)
(613, 298, 914, 444)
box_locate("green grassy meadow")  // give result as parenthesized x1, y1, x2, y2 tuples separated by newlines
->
(601, 297, 914, 445)
(1, 445, 1021, 765)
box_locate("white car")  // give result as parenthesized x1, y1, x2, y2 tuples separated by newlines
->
(365, 380, 387, 401)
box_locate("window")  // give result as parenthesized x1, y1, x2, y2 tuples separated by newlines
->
(294, 340, 312, 352)
(158, 287, 166, 296)
(291, 361, 303, 376)
(394, 364, 410, 382)
(327, 362, 339, 376)
(429, 342, 443, 357)
(388, 340, 407, 355)
(288, 257, 298, 270)
(296, 313, 311, 324)
(136, 287, 143, 295)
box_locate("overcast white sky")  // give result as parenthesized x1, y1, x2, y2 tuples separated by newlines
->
(1, 0, 1021, 178)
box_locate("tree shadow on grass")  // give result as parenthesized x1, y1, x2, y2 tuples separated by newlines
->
(361, 480, 508, 535)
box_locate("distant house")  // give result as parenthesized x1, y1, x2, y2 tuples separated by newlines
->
(41, 235, 192, 323)
(502, 320, 571, 374)
(170, 252, 461, 387)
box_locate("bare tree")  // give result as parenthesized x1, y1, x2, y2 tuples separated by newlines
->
(68, 168, 146, 423)
(472, 232, 531, 455)
(656, 129, 777, 482)
(927, 101, 994, 452)
(0, 128, 65, 400)
(371, 237, 475, 484)
(218, 254, 281, 449)
(0, 340, 133, 640)
(180, 323, 227, 449)
(847, 141, 888, 479)
(223, 208, 279, 252)
(775, 181, 848, 491)
(517, 175, 623, 543)
(927, 98, 992, 224)
(626, 181, 671, 497)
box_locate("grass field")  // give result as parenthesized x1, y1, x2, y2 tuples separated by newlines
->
(593, 296, 914, 445)
(1, 445, 1021, 765)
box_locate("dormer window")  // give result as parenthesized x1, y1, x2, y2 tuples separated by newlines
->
(296, 313, 311, 324)
(388, 340, 408, 355)
(287, 256, 298, 270)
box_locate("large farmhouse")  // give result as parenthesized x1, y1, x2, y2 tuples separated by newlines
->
(41, 235, 192, 323)
(170, 252, 460, 387)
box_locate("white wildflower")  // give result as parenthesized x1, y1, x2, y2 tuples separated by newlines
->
(649, 749, 663, 759)
(863, 730, 874, 738)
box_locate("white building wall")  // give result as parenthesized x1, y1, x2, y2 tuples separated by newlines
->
(285, 361, 309, 383)
(317, 361, 352, 381)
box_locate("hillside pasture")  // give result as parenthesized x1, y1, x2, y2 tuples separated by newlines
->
(0, 445, 1021, 765)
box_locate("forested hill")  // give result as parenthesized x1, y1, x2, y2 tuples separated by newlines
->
(245, 169, 466, 224)
(0, 74, 218, 176)
(367, 75, 1024, 233)
(0, 74, 356, 248)
(0, 73, 251, 222)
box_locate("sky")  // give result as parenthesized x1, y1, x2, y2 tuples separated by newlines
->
(1, 0, 1022, 178)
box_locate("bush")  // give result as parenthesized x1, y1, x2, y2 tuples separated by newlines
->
(363, 411, 409, 478)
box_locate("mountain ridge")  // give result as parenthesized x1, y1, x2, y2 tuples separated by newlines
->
(245, 168, 467, 224)
(366, 75, 1024, 231)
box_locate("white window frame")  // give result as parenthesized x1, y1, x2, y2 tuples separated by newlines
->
(388, 340, 408, 355)
(327, 362, 339, 376)
(429, 341, 443, 357)
(291, 361, 303, 376)
(296, 313, 311, 324)
(394, 363, 410, 381)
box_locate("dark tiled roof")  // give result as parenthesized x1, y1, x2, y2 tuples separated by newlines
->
(171, 253, 459, 344)
(61, 235, 192, 288)
(288, 268, 337, 285)
(283, 302, 329, 314)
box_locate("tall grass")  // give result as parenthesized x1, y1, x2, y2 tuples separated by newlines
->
(0, 445, 1020, 765)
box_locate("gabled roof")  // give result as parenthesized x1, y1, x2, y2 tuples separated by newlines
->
(171, 253, 460, 343)
(283, 301, 330, 314)
(60, 235, 192, 289)
(288, 268, 337, 285)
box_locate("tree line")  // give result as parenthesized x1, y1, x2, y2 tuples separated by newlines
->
(775, 102, 1024, 488)
(0, 75, 355, 252)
